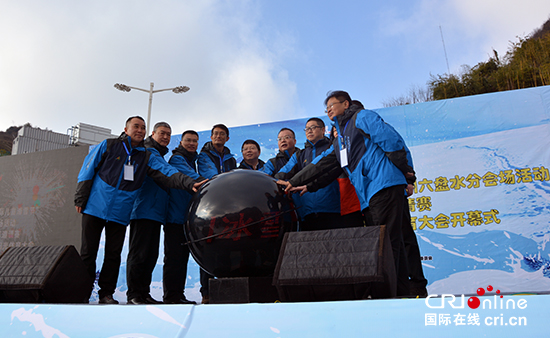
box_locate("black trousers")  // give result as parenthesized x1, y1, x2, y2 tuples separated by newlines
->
(300, 212, 347, 232)
(126, 219, 161, 300)
(363, 185, 410, 297)
(200, 269, 215, 297)
(80, 214, 127, 299)
(163, 222, 191, 302)
(340, 210, 365, 228)
(402, 199, 428, 288)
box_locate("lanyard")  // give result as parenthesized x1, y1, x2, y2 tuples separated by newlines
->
(337, 119, 351, 168)
(122, 141, 135, 181)
(122, 141, 131, 164)
(339, 119, 351, 150)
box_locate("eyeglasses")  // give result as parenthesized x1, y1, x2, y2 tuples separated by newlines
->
(325, 101, 343, 114)
(277, 135, 294, 141)
(304, 125, 322, 132)
(212, 132, 227, 137)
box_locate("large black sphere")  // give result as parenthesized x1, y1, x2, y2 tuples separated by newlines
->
(185, 169, 296, 277)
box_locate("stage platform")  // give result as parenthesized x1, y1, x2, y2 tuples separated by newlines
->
(2, 294, 547, 337)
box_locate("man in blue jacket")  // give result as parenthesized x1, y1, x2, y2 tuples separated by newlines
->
(126, 122, 199, 305)
(164, 130, 203, 304)
(281, 91, 415, 296)
(275, 118, 342, 231)
(74, 116, 206, 304)
(238, 139, 265, 170)
(261, 128, 299, 177)
(196, 123, 237, 303)
(197, 124, 237, 179)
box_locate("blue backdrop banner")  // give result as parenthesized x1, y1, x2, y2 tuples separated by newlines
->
(96, 85, 550, 302)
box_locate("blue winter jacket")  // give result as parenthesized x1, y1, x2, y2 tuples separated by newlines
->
(197, 142, 237, 179)
(275, 137, 340, 219)
(166, 145, 204, 225)
(74, 134, 198, 225)
(288, 104, 411, 210)
(130, 137, 171, 223)
(260, 148, 300, 177)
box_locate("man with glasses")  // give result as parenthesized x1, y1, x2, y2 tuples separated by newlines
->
(279, 91, 415, 297)
(238, 139, 265, 170)
(275, 118, 342, 231)
(261, 128, 299, 177)
(197, 123, 237, 303)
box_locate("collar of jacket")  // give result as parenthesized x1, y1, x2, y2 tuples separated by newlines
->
(172, 144, 198, 161)
(276, 147, 300, 160)
(336, 103, 363, 129)
(240, 159, 265, 170)
(144, 136, 169, 156)
(119, 132, 145, 150)
(201, 141, 232, 157)
(304, 136, 331, 149)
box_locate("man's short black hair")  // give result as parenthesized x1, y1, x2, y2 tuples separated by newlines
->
(241, 139, 260, 152)
(278, 127, 295, 138)
(211, 124, 229, 136)
(125, 116, 145, 127)
(306, 117, 325, 128)
(324, 90, 352, 106)
(182, 130, 199, 138)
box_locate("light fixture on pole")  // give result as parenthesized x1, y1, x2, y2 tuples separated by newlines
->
(114, 82, 190, 135)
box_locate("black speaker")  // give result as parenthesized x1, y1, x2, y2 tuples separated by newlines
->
(0, 245, 91, 303)
(272, 225, 396, 302)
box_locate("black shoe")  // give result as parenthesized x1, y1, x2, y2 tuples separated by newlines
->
(127, 297, 147, 305)
(163, 298, 197, 305)
(144, 295, 163, 304)
(98, 295, 119, 304)
(410, 286, 428, 298)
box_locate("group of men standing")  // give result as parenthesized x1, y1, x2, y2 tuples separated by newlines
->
(74, 89, 428, 305)
(257, 91, 427, 298)
(74, 117, 233, 304)
(277, 91, 427, 297)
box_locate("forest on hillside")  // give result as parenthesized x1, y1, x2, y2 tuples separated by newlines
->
(383, 17, 550, 107)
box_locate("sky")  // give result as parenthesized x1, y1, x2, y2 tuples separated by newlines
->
(1, 0, 549, 136)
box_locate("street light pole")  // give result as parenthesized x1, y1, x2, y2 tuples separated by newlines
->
(114, 82, 190, 135)
(146, 82, 154, 135)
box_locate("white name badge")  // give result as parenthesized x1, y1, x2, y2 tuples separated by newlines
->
(340, 148, 348, 167)
(124, 164, 134, 181)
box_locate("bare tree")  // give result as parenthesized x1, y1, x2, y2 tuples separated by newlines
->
(381, 84, 433, 107)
